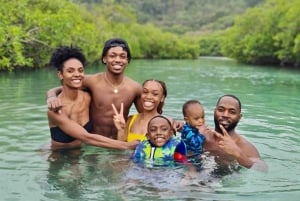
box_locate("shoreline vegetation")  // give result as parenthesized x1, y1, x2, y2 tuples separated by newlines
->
(0, 0, 299, 72)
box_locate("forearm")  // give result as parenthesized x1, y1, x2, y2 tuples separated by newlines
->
(117, 129, 126, 141)
(84, 133, 130, 150)
(46, 86, 62, 98)
(235, 153, 255, 168)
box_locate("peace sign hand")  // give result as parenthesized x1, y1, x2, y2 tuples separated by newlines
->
(213, 124, 241, 158)
(112, 103, 126, 131)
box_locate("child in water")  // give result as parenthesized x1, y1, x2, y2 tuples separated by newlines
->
(181, 100, 207, 157)
(133, 115, 187, 166)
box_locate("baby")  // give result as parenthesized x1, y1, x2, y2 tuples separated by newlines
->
(181, 100, 207, 156)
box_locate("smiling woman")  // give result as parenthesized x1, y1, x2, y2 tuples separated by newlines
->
(113, 79, 168, 142)
(46, 45, 137, 150)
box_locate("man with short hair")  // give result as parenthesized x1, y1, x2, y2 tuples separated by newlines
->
(47, 38, 142, 139)
(203, 95, 267, 171)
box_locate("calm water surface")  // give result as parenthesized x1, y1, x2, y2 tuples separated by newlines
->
(0, 58, 299, 201)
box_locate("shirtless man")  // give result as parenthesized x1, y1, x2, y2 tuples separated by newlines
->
(47, 38, 142, 139)
(204, 95, 267, 171)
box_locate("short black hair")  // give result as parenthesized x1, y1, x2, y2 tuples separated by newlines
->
(182, 100, 202, 116)
(101, 38, 131, 64)
(147, 115, 175, 134)
(216, 94, 242, 112)
(49, 45, 86, 71)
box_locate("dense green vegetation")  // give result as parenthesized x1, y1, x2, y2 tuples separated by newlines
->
(0, 0, 102, 71)
(0, 0, 199, 71)
(0, 0, 299, 71)
(118, 0, 264, 34)
(222, 0, 300, 67)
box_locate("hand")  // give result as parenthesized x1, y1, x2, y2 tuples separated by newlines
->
(47, 96, 62, 114)
(173, 119, 183, 132)
(127, 140, 139, 150)
(213, 125, 241, 158)
(112, 103, 126, 131)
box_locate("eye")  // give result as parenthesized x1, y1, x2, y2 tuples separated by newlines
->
(161, 126, 169, 132)
(67, 69, 74, 73)
(108, 54, 116, 58)
(149, 127, 157, 133)
(217, 107, 224, 112)
(120, 54, 127, 59)
(229, 109, 237, 115)
(78, 68, 84, 73)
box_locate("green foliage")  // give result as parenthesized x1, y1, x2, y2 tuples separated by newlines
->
(0, 0, 102, 71)
(117, 0, 264, 34)
(1, 0, 299, 70)
(222, 0, 300, 67)
(0, 0, 201, 71)
(198, 32, 224, 56)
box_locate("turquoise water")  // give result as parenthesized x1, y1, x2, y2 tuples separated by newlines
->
(0, 57, 299, 200)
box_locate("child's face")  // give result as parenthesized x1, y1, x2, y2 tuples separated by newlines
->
(184, 103, 205, 130)
(146, 117, 174, 147)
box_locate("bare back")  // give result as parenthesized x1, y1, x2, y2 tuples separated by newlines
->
(84, 73, 141, 138)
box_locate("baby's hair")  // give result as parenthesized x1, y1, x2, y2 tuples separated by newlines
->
(147, 115, 175, 134)
(142, 79, 167, 114)
(101, 38, 131, 64)
(182, 100, 203, 116)
(49, 45, 86, 72)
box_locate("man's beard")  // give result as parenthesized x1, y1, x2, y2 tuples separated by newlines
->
(214, 117, 238, 134)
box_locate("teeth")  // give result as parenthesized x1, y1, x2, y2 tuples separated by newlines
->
(144, 101, 153, 107)
(113, 65, 122, 69)
(72, 79, 81, 83)
(219, 121, 229, 126)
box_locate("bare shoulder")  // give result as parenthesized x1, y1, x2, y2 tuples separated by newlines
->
(124, 76, 142, 93)
(237, 134, 260, 155)
(83, 73, 104, 88)
(124, 76, 141, 87)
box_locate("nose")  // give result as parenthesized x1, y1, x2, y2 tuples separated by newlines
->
(222, 110, 230, 117)
(74, 70, 83, 76)
(115, 55, 121, 62)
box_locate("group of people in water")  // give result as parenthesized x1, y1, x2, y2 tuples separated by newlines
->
(46, 38, 267, 172)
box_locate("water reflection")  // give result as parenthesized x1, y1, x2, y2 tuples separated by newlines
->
(1, 58, 300, 200)
(47, 149, 84, 199)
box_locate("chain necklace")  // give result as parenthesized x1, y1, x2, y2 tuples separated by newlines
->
(104, 73, 123, 94)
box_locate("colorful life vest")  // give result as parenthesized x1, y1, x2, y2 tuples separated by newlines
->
(133, 136, 186, 166)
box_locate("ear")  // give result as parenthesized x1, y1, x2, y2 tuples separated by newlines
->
(102, 57, 106, 64)
(238, 113, 243, 121)
(57, 71, 63, 80)
(145, 133, 149, 139)
(183, 116, 188, 122)
(160, 96, 165, 103)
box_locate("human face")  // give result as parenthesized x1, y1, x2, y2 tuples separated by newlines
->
(58, 58, 84, 89)
(184, 103, 205, 130)
(141, 81, 165, 112)
(214, 96, 242, 133)
(102, 46, 128, 75)
(146, 117, 174, 147)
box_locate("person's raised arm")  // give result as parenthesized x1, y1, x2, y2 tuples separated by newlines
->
(112, 103, 129, 141)
(48, 110, 138, 150)
(214, 125, 267, 171)
(46, 86, 63, 112)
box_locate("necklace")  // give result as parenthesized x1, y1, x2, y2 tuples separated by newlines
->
(104, 73, 123, 94)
